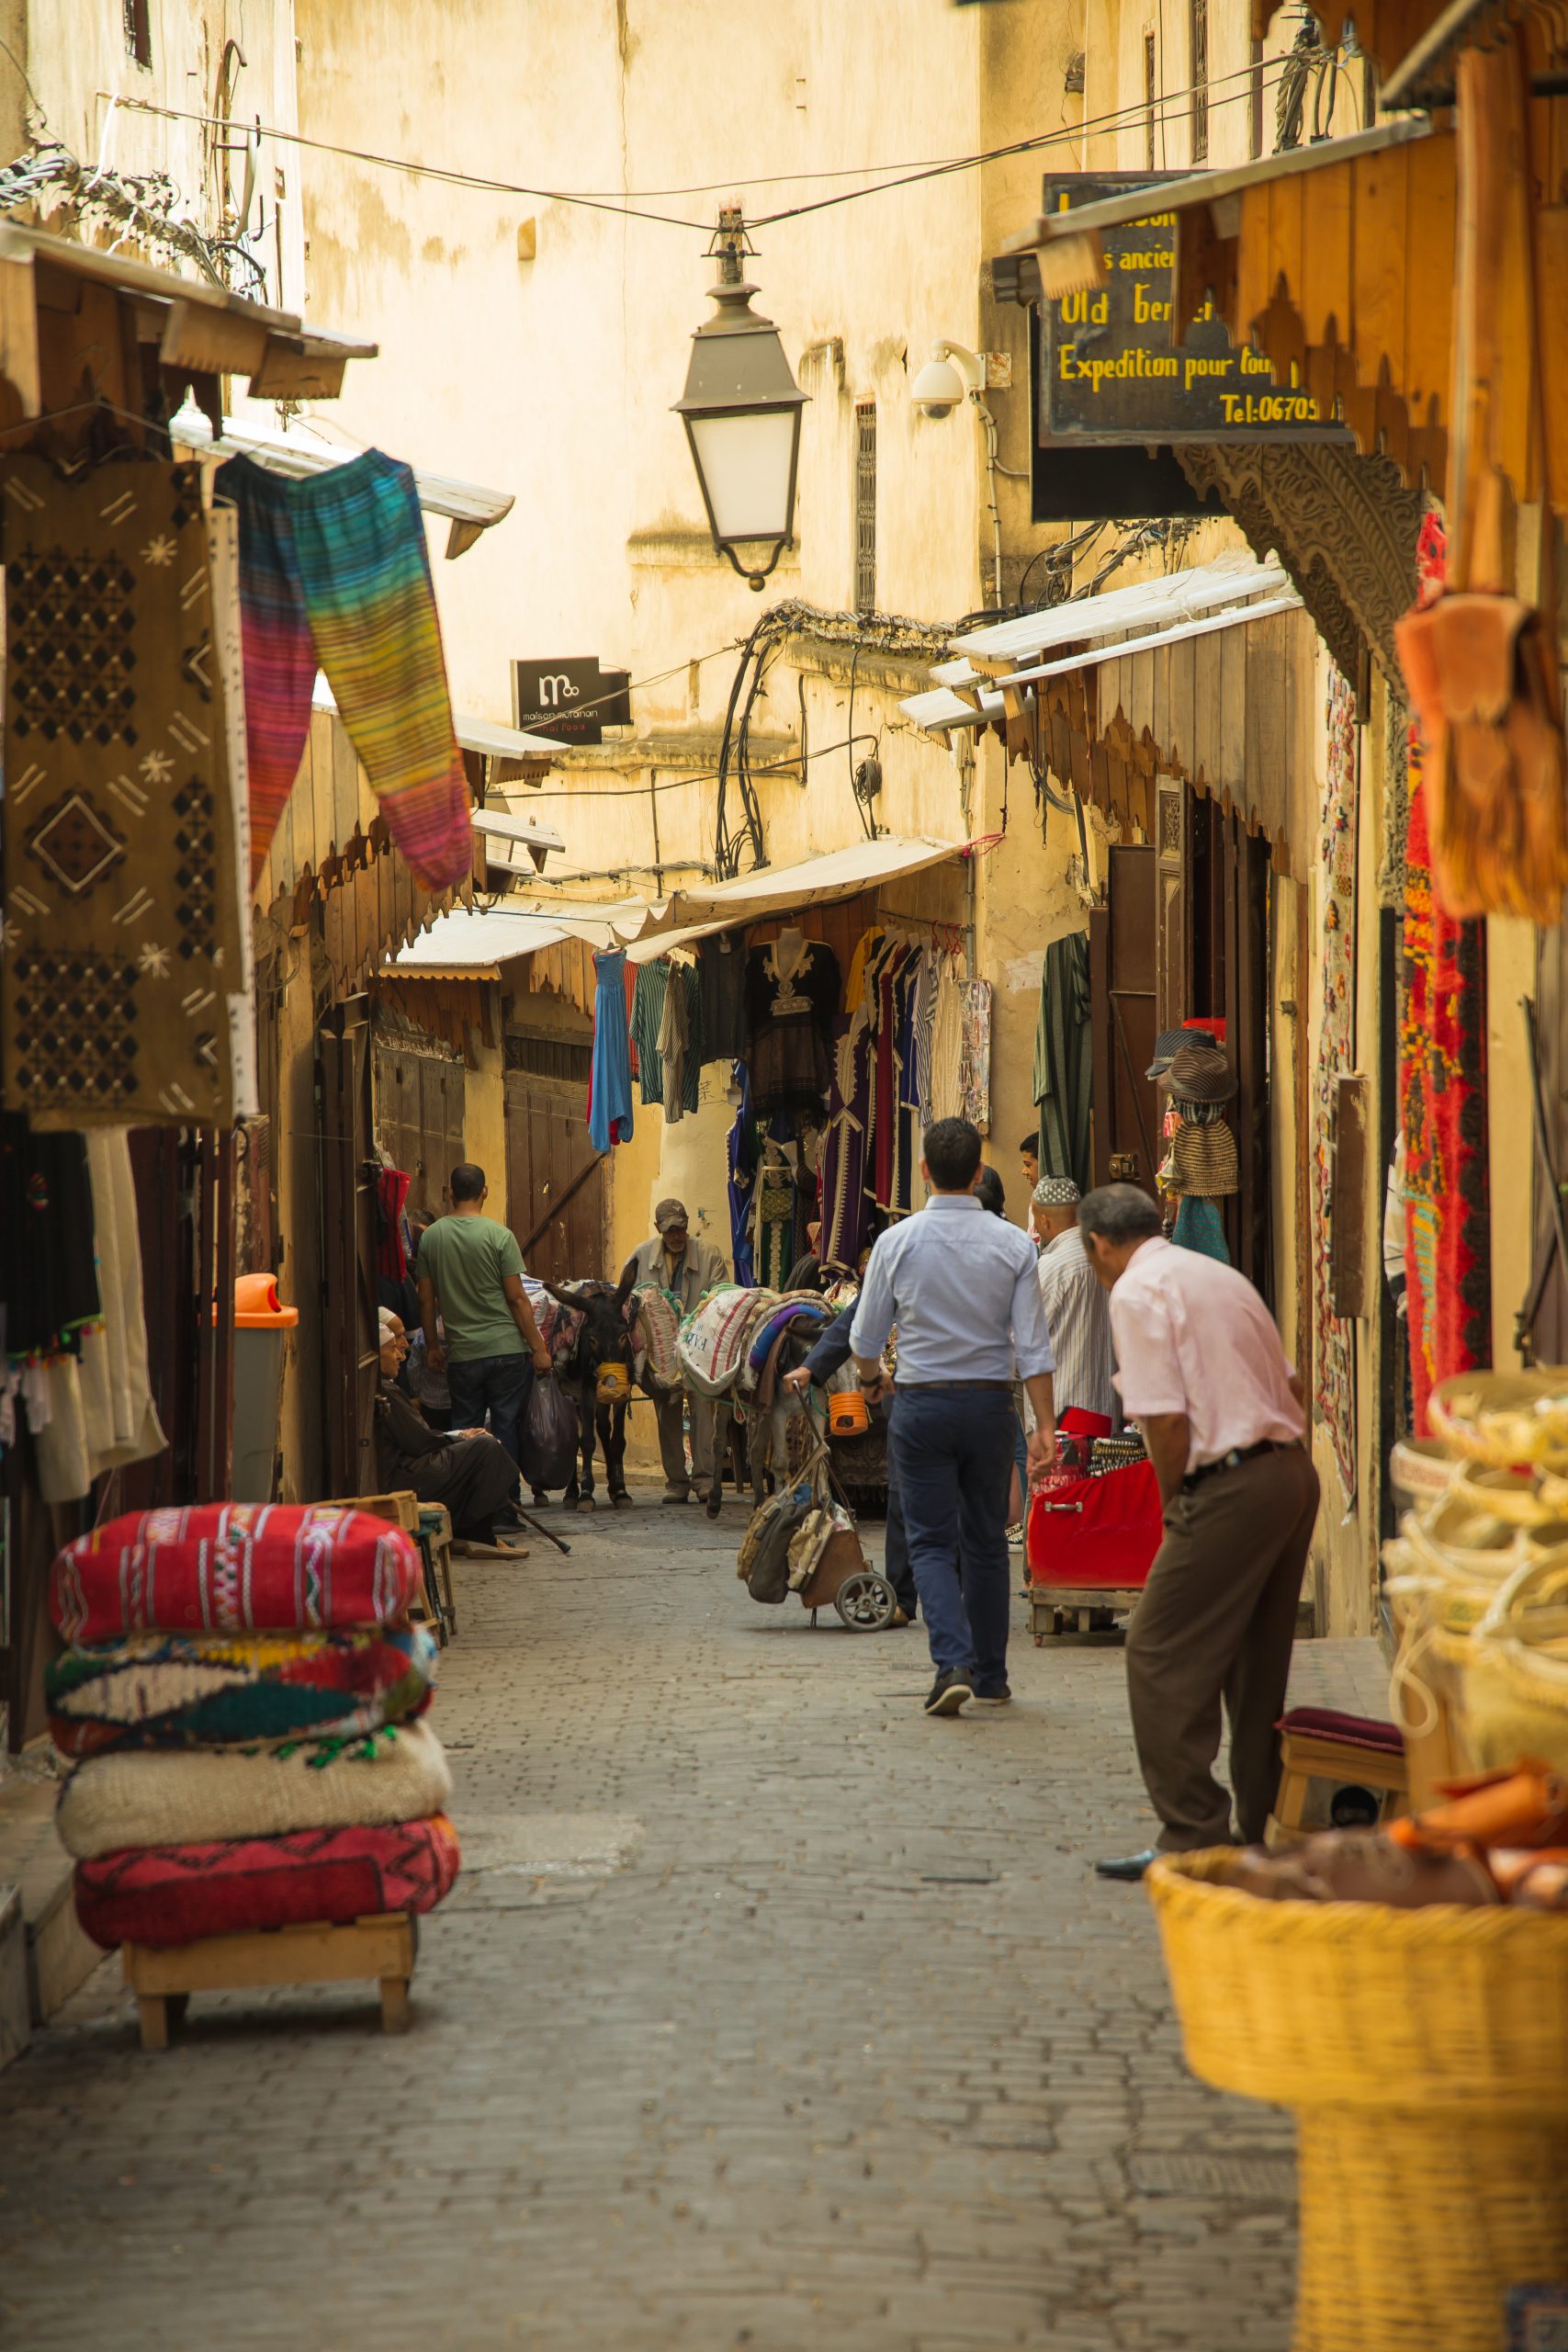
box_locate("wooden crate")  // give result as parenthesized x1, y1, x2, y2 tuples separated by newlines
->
(122, 1913, 417, 2049)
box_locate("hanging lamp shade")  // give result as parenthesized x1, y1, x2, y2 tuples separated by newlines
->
(673, 267, 807, 590)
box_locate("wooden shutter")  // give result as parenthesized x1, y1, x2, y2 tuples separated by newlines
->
(854, 403, 876, 616)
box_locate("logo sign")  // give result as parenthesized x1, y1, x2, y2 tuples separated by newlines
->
(512, 658, 632, 746)
(1036, 173, 1348, 446)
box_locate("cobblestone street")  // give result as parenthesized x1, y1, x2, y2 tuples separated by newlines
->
(0, 1485, 1381, 2351)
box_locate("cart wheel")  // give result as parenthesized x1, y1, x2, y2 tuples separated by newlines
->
(835, 1571, 897, 1632)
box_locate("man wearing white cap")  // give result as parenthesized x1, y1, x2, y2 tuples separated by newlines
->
(620, 1198, 729, 1504)
(1030, 1177, 1116, 1429)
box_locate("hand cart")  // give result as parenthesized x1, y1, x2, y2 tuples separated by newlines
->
(1026, 1448, 1162, 1644)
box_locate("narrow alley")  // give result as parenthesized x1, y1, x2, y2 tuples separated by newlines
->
(0, 1488, 1384, 2352)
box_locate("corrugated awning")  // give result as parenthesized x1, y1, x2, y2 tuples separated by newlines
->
(172, 410, 514, 560)
(936, 553, 1291, 682)
(390, 836, 976, 976)
(0, 220, 375, 409)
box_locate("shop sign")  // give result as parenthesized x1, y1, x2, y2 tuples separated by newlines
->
(512, 657, 632, 745)
(1037, 173, 1348, 447)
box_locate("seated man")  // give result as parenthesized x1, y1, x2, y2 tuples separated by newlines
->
(375, 1311, 527, 1557)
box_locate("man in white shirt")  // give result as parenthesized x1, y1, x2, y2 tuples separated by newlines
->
(852, 1118, 1055, 1717)
(1077, 1183, 1319, 1879)
(1030, 1177, 1116, 1429)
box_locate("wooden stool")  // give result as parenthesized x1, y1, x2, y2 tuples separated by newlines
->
(123, 1913, 417, 2050)
(1272, 1707, 1409, 1839)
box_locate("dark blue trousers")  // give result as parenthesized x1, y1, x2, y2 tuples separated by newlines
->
(447, 1351, 534, 1471)
(888, 1386, 1014, 1690)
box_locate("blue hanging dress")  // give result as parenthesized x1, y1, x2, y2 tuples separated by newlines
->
(588, 947, 635, 1151)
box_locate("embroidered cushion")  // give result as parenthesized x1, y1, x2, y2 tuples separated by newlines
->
(47, 1625, 438, 1758)
(50, 1504, 422, 1643)
(55, 1719, 453, 1860)
(73, 1815, 461, 1950)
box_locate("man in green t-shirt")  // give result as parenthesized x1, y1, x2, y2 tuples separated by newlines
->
(417, 1162, 551, 1471)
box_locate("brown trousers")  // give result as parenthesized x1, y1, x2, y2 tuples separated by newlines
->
(652, 1386, 717, 1498)
(1125, 1444, 1320, 1850)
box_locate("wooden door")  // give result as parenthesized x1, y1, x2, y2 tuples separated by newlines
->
(1089, 844, 1160, 1190)
(504, 1031, 605, 1282)
(372, 1036, 466, 1217)
(320, 996, 379, 1498)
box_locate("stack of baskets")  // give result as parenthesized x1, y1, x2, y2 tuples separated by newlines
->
(48, 1504, 462, 1963)
(1385, 1370, 1568, 1791)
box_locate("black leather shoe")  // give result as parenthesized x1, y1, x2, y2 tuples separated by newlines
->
(923, 1668, 974, 1716)
(1094, 1849, 1160, 1882)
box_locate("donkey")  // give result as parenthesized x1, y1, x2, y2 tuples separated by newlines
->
(540, 1273, 639, 1513)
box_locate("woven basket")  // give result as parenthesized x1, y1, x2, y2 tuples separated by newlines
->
(1429, 1367, 1568, 1473)
(1461, 1549, 1568, 1774)
(1147, 1849, 1568, 2351)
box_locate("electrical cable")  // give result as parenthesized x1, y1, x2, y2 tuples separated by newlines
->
(104, 56, 1329, 242)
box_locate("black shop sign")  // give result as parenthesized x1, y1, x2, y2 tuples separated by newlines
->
(512, 657, 632, 746)
(1038, 173, 1348, 447)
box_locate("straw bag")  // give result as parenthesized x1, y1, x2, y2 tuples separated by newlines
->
(1463, 1545, 1568, 1774)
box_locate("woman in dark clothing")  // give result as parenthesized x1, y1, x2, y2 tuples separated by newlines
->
(375, 1313, 526, 1555)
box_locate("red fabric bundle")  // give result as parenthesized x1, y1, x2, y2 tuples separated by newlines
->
(51, 1505, 422, 1644)
(1026, 1458, 1163, 1590)
(73, 1815, 461, 1950)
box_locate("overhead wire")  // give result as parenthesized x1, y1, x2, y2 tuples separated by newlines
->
(106, 54, 1326, 242)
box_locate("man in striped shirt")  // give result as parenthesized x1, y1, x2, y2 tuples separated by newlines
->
(1031, 1178, 1116, 1428)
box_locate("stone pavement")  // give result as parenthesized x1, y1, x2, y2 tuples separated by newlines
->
(0, 1484, 1388, 2351)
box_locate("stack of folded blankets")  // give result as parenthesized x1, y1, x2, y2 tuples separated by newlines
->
(48, 1503, 461, 1951)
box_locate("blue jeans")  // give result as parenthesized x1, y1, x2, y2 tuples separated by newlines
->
(888, 1386, 1014, 1689)
(447, 1352, 534, 1472)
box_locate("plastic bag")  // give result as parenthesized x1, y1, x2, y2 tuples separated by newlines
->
(522, 1373, 579, 1492)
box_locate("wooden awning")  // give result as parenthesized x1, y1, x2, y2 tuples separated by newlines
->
(1010, 91, 1568, 535)
(3, 220, 375, 426)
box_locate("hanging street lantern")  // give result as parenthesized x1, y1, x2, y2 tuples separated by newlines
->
(673, 207, 808, 592)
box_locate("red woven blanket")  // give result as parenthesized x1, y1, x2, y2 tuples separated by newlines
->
(73, 1815, 461, 1950)
(51, 1505, 422, 1643)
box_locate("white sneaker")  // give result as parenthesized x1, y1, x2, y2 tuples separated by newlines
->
(1005, 1522, 1025, 1547)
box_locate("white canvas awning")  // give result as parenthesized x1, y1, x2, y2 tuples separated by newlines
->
(389, 834, 975, 978)
(933, 551, 1291, 685)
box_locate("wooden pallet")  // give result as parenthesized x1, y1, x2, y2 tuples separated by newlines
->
(122, 1913, 417, 2050)
(1028, 1585, 1143, 1643)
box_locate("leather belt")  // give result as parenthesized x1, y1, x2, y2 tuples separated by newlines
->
(1182, 1438, 1294, 1493)
(897, 1381, 1014, 1392)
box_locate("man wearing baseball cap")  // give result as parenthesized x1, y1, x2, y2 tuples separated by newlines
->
(620, 1200, 729, 1504)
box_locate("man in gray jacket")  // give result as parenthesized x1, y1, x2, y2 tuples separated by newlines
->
(620, 1198, 730, 1505)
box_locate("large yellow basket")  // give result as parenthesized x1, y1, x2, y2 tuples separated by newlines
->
(1147, 1849, 1568, 2352)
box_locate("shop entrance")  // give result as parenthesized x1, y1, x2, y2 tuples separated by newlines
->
(503, 1025, 605, 1283)
(1089, 843, 1159, 1191)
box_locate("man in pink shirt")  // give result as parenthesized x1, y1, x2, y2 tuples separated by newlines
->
(1077, 1183, 1320, 1881)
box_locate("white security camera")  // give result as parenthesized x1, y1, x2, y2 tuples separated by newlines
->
(909, 340, 983, 419)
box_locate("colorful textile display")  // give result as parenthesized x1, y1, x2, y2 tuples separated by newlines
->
(55, 1718, 453, 1860)
(50, 1504, 422, 1644)
(1314, 665, 1360, 1496)
(47, 1624, 438, 1758)
(959, 979, 993, 1133)
(1399, 514, 1491, 1434)
(216, 451, 472, 889)
(726, 1061, 759, 1285)
(73, 1815, 461, 1951)
(1034, 932, 1093, 1194)
(629, 958, 702, 1112)
(1168, 1117, 1238, 1197)
(753, 1139, 803, 1291)
(588, 947, 634, 1151)
(2, 456, 244, 1127)
(78, 1128, 165, 1479)
(376, 1168, 412, 1278)
(1402, 743, 1491, 1433)
(931, 958, 965, 1122)
(1172, 1197, 1231, 1262)
(819, 1010, 873, 1270)
(745, 938, 840, 1116)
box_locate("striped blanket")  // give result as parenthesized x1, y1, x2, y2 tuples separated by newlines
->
(47, 1624, 438, 1758)
(73, 1815, 461, 1951)
(50, 1505, 421, 1644)
(746, 1296, 833, 1374)
(56, 1719, 452, 1860)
